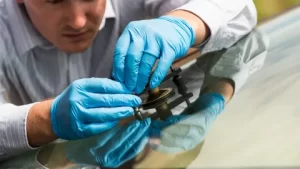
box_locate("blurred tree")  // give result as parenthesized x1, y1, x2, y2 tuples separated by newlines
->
(254, 0, 300, 22)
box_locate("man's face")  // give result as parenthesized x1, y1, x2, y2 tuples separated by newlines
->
(18, 0, 106, 53)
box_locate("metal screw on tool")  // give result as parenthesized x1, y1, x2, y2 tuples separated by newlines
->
(134, 107, 144, 120)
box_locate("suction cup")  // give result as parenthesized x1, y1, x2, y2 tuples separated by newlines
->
(140, 88, 175, 110)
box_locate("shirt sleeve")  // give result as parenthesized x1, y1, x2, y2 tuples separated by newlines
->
(200, 29, 270, 95)
(142, 0, 261, 94)
(0, 103, 37, 161)
(173, 0, 258, 54)
(0, 23, 37, 161)
(118, 0, 257, 52)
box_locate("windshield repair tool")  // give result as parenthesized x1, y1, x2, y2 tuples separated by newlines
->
(134, 66, 193, 120)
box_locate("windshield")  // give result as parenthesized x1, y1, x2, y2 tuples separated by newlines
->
(1, 4, 300, 169)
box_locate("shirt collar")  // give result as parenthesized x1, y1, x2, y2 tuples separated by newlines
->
(6, 0, 116, 56)
(100, 0, 116, 29)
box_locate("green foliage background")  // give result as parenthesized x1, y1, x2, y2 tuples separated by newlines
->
(254, 0, 300, 22)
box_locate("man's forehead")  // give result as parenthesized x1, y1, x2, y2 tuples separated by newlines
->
(18, 0, 107, 4)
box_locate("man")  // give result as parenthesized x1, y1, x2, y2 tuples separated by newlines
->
(0, 29, 270, 169)
(0, 0, 257, 164)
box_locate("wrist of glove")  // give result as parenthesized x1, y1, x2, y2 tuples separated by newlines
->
(149, 92, 225, 153)
(157, 16, 196, 54)
(185, 92, 225, 117)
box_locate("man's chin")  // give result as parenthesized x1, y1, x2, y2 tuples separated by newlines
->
(59, 43, 91, 53)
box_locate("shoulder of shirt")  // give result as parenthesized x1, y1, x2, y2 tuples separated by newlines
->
(0, 11, 7, 55)
(0, 6, 14, 65)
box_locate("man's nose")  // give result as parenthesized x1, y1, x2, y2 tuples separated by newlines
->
(67, 7, 87, 30)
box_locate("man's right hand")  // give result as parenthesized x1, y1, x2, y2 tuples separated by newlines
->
(50, 78, 141, 140)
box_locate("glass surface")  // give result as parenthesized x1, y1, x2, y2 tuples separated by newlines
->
(1, 7, 300, 169)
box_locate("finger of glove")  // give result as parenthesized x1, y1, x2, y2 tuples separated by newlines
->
(94, 133, 148, 168)
(149, 120, 177, 139)
(150, 119, 192, 140)
(90, 119, 150, 167)
(112, 31, 131, 83)
(81, 121, 118, 137)
(164, 124, 203, 146)
(149, 126, 175, 139)
(192, 93, 225, 116)
(150, 127, 195, 153)
(78, 78, 131, 94)
(134, 53, 157, 94)
(81, 93, 141, 108)
(82, 107, 135, 123)
(90, 125, 121, 150)
(155, 141, 193, 154)
(124, 37, 145, 91)
(101, 118, 150, 157)
(177, 113, 214, 129)
(119, 133, 149, 167)
(150, 120, 170, 130)
(156, 117, 206, 149)
(150, 115, 185, 129)
(91, 120, 142, 157)
(116, 118, 151, 158)
(150, 49, 176, 89)
(91, 119, 150, 167)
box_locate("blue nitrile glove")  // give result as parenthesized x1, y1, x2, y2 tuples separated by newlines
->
(50, 78, 141, 140)
(65, 124, 121, 166)
(112, 16, 195, 94)
(90, 118, 151, 168)
(150, 93, 225, 153)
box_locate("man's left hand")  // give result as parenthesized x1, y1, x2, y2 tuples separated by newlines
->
(112, 16, 195, 94)
(149, 93, 225, 153)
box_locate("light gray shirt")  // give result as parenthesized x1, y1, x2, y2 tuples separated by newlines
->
(0, 0, 257, 160)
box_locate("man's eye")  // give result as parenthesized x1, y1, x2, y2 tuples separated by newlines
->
(47, 0, 63, 4)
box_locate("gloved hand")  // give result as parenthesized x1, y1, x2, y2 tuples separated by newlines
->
(50, 78, 141, 140)
(112, 16, 195, 94)
(150, 93, 225, 153)
(89, 118, 151, 168)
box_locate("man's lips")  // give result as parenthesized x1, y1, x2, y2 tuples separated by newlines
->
(62, 31, 89, 39)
